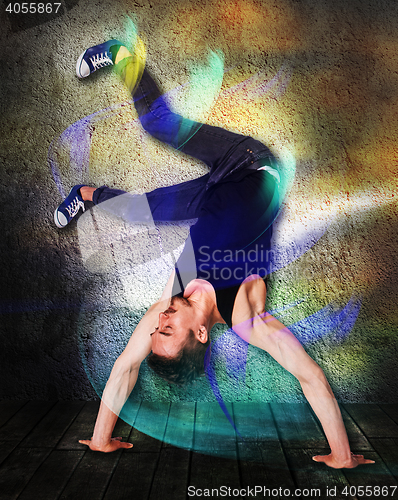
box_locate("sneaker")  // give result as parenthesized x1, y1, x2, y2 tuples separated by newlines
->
(54, 185, 86, 228)
(76, 39, 123, 78)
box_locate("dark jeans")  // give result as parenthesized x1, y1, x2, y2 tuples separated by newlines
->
(92, 67, 279, 222)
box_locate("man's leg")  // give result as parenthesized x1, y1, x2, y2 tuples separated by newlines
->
(55, 172, 209, 228)
(76, 39, 276, 179)
(56, 40, 277, 227)
(89, 174, 209, 223)
(116, 44, 278, 187)
(78, 42, 264, 224)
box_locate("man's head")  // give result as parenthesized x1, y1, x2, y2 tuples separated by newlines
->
(147, 295, 211, 384)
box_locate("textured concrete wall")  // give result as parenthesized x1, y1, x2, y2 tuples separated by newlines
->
(1, 0, 397, 403)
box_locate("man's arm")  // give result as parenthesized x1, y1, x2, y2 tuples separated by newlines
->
(232, 277, 374, 469)
(80, 271, 175, 452)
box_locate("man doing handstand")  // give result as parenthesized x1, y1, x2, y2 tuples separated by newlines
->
(54, 39, 373, 468)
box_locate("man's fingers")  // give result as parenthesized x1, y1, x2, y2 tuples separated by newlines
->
(79, 440, 91, 446)
(352, 454, 375, 464)
(355, 456, 375, 464)
(120, 442, 134, 449)
(112, 437, 123, 441)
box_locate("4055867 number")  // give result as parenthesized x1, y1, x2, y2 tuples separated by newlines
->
(342, 485, 397, 497)
(6, 3, 62, 14)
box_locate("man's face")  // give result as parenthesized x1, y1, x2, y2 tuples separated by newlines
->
(151, 296, 197, 358)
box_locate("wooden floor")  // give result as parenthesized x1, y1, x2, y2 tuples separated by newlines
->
(0, 401, 398, 500)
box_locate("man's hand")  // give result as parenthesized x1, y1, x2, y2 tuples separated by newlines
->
(313, 453, 375, 468)
(79, 436, 133, 453)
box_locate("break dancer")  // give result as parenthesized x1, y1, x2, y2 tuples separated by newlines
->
(54, 39, 373, 468)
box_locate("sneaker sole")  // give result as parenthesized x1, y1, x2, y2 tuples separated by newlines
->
(54, 208, 68, 228)
(76, 51, 89, 78)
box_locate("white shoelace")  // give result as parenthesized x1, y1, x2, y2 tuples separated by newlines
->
(90, 52, 113, 70)
(65, 197, 85, 218)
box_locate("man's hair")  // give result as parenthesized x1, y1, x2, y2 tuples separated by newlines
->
(147, 329, 211, 385)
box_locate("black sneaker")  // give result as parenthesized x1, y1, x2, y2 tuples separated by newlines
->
(76, 39, 123, 78)
(54, 185, 86, 228)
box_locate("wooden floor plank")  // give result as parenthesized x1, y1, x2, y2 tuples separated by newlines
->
(194, 402, 237, 455)
(233, 401, 297, 497)
(0, 440, 20, 468)
(129, 428, 164, 453)
(163, 402, 195, 450)
(189, 452, 241, 494)
(56, 401, 100, 450)
(149, 447, 191, 500)
(59, 449, 123, 500)
(238, 441, 289, 470)
(270, 403, 325, 449)
(17, 450, 84, 500)
(0, 448, 51, 500)
(103, 452, 158, 500)
(285, 448, 353, 500)
(238, 442, 295, 499)
(20, 401, 85, 449)
(343, 404, 398, 438)
(129, 402, 170, 453)
(190, 403, 241, 493)
(0, 401, 55, 443)
(233, 402, 279, 441)
(368, 438, 398, 480)
(0, 401, 28, 428)
(379, 404, 398, 426)
(340, 406, 373, 452)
